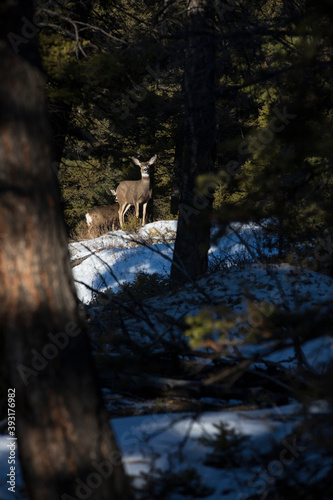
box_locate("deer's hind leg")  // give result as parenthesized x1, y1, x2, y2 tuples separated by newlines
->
(121, 203, 132, 227)
(118, 204, 127, 229)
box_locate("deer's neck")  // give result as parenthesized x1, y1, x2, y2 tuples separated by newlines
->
(141, 175, 151, 188)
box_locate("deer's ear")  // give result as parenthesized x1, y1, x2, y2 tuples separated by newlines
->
(132, 157, 141, 166)
(149, 154, 157, 165)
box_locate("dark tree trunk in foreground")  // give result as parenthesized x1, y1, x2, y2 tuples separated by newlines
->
(170, 122, 184, 215)
(170, 0, 216, 284)
(0, 2, 132, 500)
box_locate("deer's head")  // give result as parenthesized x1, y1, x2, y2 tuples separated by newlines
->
(131, 155, 157, 178)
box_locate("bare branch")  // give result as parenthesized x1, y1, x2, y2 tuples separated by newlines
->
(39, 8, 128, 48)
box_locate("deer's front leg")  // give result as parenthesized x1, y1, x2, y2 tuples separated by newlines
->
(142, 202, 147, 226)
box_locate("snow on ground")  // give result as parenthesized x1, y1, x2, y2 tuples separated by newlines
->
(70, 220, 278, 303)
(69, 220, 333, 371)
(1, 220, 331, 499)
(69, 220, 178, 262)
(0, 403, 312, 500)
(72, 242, 174, 304)
(115, 403, 303, 499)
(103, 261, 333, 374)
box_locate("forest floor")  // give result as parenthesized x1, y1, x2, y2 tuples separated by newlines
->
(1, 220, 333, 499)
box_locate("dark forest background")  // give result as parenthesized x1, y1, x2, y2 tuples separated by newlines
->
(38, 0, 333, 266)
(1, 1, 333, 499)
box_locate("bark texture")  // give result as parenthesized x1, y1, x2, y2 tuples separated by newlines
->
(171, 0, 216, 284)
(0, 2, 133, 499)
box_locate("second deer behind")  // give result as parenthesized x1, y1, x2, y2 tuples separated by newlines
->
(116, 155, 157, 228)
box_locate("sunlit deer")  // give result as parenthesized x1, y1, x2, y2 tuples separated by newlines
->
(116, 155, 157, 228)
(85, 203, 119, 235)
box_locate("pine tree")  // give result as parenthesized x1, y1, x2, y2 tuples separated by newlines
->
(171, 0, 216, 284)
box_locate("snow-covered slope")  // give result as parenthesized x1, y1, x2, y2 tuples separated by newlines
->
(70, 220, 333, 371)
(69, 220, 280, 303)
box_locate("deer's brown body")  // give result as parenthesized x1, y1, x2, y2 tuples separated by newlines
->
(85, 203, 119, 235)
(116, 155, 157, 228)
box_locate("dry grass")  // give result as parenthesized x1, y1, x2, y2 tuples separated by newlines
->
(70, 219, 120, 241)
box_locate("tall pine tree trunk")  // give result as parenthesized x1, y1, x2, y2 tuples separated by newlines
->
(0, 2, 132, 499)
(170, 0, 216, 284)
(170, 121, 184, 215)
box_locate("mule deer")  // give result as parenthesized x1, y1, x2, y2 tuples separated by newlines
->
(85, 203, 119, 236)
(116, 155, 157, 228)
